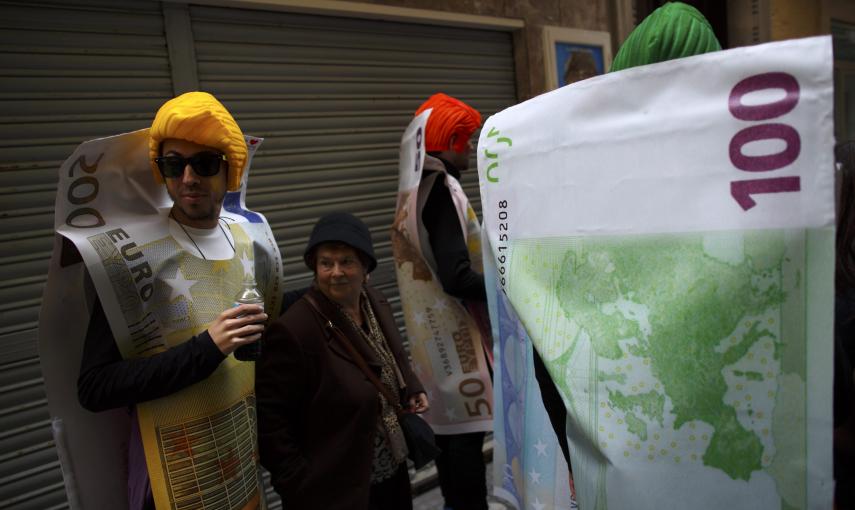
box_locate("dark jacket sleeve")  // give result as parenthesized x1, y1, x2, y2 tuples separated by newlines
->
(256, 316, 314, 500)
(392, 334, 425, 399)
(835, 290, 855, 426)
(421, 172, 486, 302)
(77, 296, 226, 412)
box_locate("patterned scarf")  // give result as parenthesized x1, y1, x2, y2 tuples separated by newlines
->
(339, 291, 409, 482)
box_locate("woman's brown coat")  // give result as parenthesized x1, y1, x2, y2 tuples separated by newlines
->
(256, 285, 424, 509)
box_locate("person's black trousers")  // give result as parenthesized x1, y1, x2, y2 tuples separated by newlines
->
(434, 431, 488, 510)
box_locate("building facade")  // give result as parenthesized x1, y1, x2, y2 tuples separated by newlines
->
(0, 0, 851, 508)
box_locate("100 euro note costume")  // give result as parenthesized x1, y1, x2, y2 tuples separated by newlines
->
(38, 129, 283, 510)
(479, 36, 835, 509)
(392, 109, 493, 434)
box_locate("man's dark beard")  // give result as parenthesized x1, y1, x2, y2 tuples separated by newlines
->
(167, 187, 221, 223)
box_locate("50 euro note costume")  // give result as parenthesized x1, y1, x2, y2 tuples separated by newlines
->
(479, 36, 835, 509)
(38, 129, 283, 510)
(392, 109, 493, 434)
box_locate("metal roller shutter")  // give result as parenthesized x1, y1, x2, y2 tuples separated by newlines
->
(188, 4, 517, 329)
(0, 1, 173, 508)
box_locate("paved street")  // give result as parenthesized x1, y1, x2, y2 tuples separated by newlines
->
(412, 461, 513, 510)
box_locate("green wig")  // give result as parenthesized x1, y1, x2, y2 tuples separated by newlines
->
(610, 2, 722, 72)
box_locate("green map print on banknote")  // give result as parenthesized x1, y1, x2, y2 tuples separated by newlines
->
(506, 228, 830, 509)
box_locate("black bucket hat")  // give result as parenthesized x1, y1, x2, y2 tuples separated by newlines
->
(303, 212, 377, 272)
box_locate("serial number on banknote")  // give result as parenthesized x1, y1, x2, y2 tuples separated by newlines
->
(728, 72, 802, 211)
(496, 200, 509, 290)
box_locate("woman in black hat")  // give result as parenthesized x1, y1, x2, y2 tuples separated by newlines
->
(256, 212, 428, 510)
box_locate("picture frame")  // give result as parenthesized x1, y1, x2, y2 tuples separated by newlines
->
(543, 26, 613, 91)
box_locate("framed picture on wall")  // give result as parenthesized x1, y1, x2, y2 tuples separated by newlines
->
(543, 26, 613, 90)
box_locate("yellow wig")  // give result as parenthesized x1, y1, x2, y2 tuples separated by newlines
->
(149, 91, 247, 191)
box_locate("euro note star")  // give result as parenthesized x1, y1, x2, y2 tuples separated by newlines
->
(414, 311, 426, 326)
(240, 252, 254, 277)
(164, 267, 197, 303)
(432, 298, 448, 311)
(533, 438, 548, 457)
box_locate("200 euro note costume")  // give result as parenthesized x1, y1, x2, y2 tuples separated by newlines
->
(485, 236, 575, 510)
(479, 36, 835, 509)
(392, 110, 493, 434)
(38, 129, 283, 510)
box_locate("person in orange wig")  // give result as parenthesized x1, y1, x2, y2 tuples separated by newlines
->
(407, 93, 490, 510)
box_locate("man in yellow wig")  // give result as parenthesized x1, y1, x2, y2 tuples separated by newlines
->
(39, 91, 283, 509)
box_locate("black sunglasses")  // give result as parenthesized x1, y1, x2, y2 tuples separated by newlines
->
(154, 152, 226, 178)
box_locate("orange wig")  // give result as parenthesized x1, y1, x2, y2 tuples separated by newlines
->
(415, 93, 481, 153)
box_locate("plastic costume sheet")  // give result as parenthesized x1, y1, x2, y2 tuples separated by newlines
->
(479, 37, 834, 509)
(392, 110, 494, 434)
(39, 129, 283, 510)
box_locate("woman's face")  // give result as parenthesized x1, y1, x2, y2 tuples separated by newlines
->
(314, 243, 367, 307)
